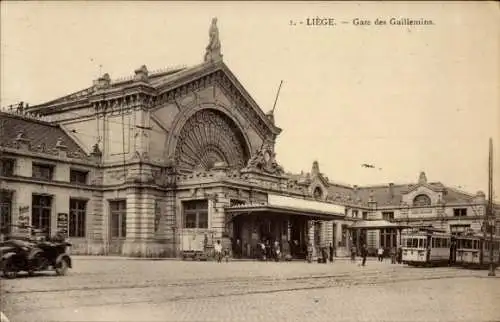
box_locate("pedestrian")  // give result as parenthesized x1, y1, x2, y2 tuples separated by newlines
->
(307, 241, 314, 263)
(273, 240, 281, 262)
(377, 247, 384, 262)
(260, 241, 267, 261)
(361, 244, 368, 266)
(390, 247, 396, 264)
(214, 240, 223, 263)
(329, 242, 334, 263)
(397, 246, 403, 264)
(350, 245, 356, 262)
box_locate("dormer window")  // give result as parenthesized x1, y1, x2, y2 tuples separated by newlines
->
(70, 169, 88, 184)
(0, 158, 15, 176)
(32, 163, 54, 181)
(313, 187, 323, 200)
(413, 194, 431, 207)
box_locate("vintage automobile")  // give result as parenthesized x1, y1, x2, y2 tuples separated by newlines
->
(0, 227, 72, 279)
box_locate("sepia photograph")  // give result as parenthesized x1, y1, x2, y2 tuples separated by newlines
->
(0, 1, 499, 321)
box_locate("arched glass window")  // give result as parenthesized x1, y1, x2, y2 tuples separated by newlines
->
(413, 194, 431, 207)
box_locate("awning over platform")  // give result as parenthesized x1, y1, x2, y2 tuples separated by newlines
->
(225, 194, 345, 221)
(349, 220, 411, 229)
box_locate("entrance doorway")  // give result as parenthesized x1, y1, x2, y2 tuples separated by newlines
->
(290, 216, 307, 259)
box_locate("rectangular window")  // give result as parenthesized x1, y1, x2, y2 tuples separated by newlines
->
(380, 228, 397, 248)
(183, 200, 208, 229)
(110, 200, 126, 238)
(32, 163, 54, 181)
(352, 210, 359, 218)
(382, 212, 394, 221)
(362, 212, 368, 220)
(69, 199, 87, 237)
(0, 190, 13, 235)
(453, 208, 467, 217)
(0, 158, 15, 177)
(32, 194, 52, 236)
(70, 169, 88, 184)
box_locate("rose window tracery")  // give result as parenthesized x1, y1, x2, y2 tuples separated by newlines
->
(174, 109, 249, 173)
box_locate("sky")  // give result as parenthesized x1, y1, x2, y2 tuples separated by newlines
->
(1, 1, 499, 197)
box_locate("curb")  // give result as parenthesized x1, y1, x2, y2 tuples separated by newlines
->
(71, 255, 386, 262)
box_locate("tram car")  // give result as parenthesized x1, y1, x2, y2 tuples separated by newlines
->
(455, 233, 500, 269)
(401, 228, 452, 267)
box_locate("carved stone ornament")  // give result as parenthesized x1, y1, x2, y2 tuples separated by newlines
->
(243, 138, 284, 176)
(174, 109, 249, 173)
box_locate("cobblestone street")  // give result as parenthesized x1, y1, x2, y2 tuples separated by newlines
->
(1, 257, 499, 322)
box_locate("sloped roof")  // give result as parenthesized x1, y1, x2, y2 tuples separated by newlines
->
(0, 112, 88, 159)
(286, 167, 483, 208)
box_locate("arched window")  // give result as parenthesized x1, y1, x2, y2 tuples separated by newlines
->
(313, 187, 323, 200)
(413, 194, 431, 207)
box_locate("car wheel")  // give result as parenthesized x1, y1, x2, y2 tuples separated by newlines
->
(2, 259, 18, 279)
(55, 258, 69, 276)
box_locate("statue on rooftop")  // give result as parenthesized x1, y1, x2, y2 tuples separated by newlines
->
(204, 17, 223, 62)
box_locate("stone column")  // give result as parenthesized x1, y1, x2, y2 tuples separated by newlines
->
(335, 221, 342, 248)
(122, 187, 142, 256)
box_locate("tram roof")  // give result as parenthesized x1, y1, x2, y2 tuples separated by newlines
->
(349, 220, 411, 229)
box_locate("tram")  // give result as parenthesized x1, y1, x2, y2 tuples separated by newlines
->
(401, 228, 452, 267)
(455, 233, 500, 269)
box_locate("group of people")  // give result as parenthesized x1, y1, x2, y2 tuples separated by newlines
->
(350, 244, 403, 266)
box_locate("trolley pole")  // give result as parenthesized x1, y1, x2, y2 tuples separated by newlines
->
(487, 138, 496, 277)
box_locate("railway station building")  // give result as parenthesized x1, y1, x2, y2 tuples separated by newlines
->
(1, 19, 499, 258)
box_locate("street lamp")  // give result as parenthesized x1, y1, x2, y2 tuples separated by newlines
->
(488, 217, 496, 277)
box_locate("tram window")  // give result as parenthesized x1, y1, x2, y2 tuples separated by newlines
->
(431, 239, 435, 248)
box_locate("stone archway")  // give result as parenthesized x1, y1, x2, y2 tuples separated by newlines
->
(174, 109, 250, 173)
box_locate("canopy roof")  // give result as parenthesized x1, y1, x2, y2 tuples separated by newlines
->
(225, 203, 344, 221)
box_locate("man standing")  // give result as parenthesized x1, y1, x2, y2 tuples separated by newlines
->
(329, 242, 334, 263)
(361, 244, 368, 266)
(214, 240, 223, 263)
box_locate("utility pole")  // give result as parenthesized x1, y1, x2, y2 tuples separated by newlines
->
(487, 137, 496, 276)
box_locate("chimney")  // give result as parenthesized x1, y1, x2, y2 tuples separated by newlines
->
(389, 183, 394, 198)
(311, 160, 320, 177)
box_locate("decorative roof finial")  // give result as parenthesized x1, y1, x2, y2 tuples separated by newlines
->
(418, 171, 427, 184)
(204, 17, 223, 62)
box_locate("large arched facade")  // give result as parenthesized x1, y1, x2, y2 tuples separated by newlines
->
(173, 108, 251, 173)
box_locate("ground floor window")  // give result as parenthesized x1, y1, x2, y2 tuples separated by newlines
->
(110, 200, 126, 238)
(380, 228, 397, 248)
(69, 199, 87, 237)
(0, 190, 12, 235)
(183, 200, 208, 229)
(32, 194, 52, 235)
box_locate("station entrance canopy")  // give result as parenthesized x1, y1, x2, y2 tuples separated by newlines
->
(225, 194, 346, 221)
